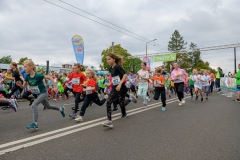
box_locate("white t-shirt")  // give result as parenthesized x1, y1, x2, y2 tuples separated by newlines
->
(202, 75, 211, 86)
(0, 73, 4, 91)
(66, 77, 72, 89)
(54, 78, 58, 87)
(137, 70, 149, 82)
(193, 75, 203, 89)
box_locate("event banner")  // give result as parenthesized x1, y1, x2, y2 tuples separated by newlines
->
(71, 35, 84, 64)
(143, 57, 151, 71)
(220, 77, 236, 91)
(154, 54, 176, 62)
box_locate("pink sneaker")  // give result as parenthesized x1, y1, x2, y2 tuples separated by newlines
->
(0, 94, 3, 98)
(142, 104, 148, 108)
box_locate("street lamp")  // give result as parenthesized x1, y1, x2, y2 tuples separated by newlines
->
(146, 39, 157, 57)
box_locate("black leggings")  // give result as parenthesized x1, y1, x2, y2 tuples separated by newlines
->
(7, 85, 23, 99)
(80, 92, 106, 116)
(73, 92, 85, 114)
(189, 85, 194, 97)
(64, 87, 73, 98)
(98, 88, 104, 94)
(130, 85, 136, 93)
(153, 87, 166, 107)
(174, 82, 184, 101)
(0, 91, 7, 98)
(22, 91, 38, 101)
(0, 101, 10, 106)
(113, 93, 130, 109)
(209, 81, 214, 93)
(106, 90, 131, 120)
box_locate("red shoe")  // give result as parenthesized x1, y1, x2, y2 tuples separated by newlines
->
(65, 97, 70, 100)
(57, 98, 59, 101)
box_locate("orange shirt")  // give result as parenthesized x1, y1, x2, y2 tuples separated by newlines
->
(209, 73, 215, 82)
(153, 75, 164, 87)
(68, 72, 88, 93)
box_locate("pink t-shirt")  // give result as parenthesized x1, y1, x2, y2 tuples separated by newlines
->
(171, 68, 188, 83)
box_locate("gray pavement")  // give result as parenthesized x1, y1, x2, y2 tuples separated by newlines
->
(1, 91, 240, 160)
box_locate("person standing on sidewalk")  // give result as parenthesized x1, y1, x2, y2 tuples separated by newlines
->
(216, 67, 224, 93)
(232, 64, 240, 102)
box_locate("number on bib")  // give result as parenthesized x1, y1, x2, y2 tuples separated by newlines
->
(28, 86, 40, 94)
(86, 87, 92, 95)
(72, 78, 80, 85)
(112, 76, 121, 86)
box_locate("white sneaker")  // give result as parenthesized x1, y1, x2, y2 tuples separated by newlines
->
(102, 120, 113, 128)
(148, 97, 151, 101)
(182, 98, 185, 104)
(74, 115, 83, 122)
(104, 95, 108, 99)
(179, 101, 183, 106)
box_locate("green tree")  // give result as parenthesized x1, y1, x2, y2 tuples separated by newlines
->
(0, 55, 12, 63)
(128, 58, 142, 74)
(163, 30, 190, 71)
(100, 44, 142, 73)
(188, 42, 202, 71)
(18, 57, 29, 65)
(195, 61, 217, 74)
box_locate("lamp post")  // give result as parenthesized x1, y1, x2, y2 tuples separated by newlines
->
(146, 39, 157, 57)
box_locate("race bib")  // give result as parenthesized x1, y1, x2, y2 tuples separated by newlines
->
(112, 76, 121, 86)
(72, 78, 80, 85)
(154, 81, 161, 86)
(204, 80, 208, 83)
(190, 76, 193, 80)
(195, 81, 200, 85)
(86, 87, 92, 95)
(165, 84, 169, 87)
(28, 86, 40, 94)
(176, 76, 181, 81)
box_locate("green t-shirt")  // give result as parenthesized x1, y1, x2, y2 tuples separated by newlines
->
(165, 81, 170, 89)
(25, 72, 46, 94)
(189, 73, 194, 85)
(58, 82, 64, 92)
(99, 79, 105, 88)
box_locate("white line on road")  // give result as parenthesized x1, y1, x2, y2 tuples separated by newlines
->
(0, 97, 189, 155)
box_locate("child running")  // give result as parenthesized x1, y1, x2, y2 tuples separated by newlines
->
(74, 68, 107, 122)
(54, 77, 64, 101)
(102, 52, 137, 128)
(202, 69, 211, 101)
(152, 67, 166, 111)
(164, 74, 171, 98)
(16, 60, 65, 130)
(64, 71, 73, 100)
(137, 62, 150, 108)
(65, 63, 88, 118)
(192, 69, 204, 101)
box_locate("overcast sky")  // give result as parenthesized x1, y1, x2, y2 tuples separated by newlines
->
(0, 0, 240, 74)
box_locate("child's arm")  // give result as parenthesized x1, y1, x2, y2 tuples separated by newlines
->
(83, 87, 95, 91)
(16, 81, 27, 89)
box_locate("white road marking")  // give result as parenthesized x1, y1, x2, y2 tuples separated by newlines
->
(0, 97, 189, 155)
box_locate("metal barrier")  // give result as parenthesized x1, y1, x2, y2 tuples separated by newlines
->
(220, 77, 237, 97)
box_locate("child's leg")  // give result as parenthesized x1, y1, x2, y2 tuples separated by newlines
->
(80, 96, 91, 117)
(160, 87, 166, 107)
(106, 90, 118, 121)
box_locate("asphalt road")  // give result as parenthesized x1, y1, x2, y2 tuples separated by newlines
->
(1, 90, 240, 160)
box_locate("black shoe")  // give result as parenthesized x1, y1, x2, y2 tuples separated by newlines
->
(90, 102, 93, 106)
(121, 113, 127, 119)
(112, 108, 118, 112)
(29, 99, 34, 106)
(43, 107, 46, 110)
(1, 106, 11, 110)
(206, 98, 208, 101)
(71, 107, 79, 111)
(201, 98, 203, 102)
(196, 96, 198, 101)
(169, 95, 171, 98)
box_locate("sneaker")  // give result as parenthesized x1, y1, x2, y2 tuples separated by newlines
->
(201, 98, 203, 102)
(191, 96, 193, 100)
(196, 96, 198, 101)
(90, 102, 94, 107)
(130, 94, 137, 103)
(179, 101, 182, 106)
(182, 98, 185, 104)
(29, 99, 34, 106)
(142, 104, 148, 108)
(233, 99, 240, 102)
(9, 99, 17, 112)
(162, 107, 165, 111)
(65, 97, 70, 101)
(69, 113, 77, 118)
(43, 107, 46, 110)
(0, 94, 3, 98)
(71, 107, 80, 111)
(102, 120, 113, 128)
(148, 96, 151, 101)
(53, 99, 58, 101)
(121, 113, 127, 119)
(217, 91, 221, 93)
(74, 115, 83, 122)
(60, 107, 65, 117)
(112, 108, 118, 112)
(104, 95, 108, 99)
(206, 97, 208, 101)
(1, 106, 11, 110)
(26, 123, 38, 130)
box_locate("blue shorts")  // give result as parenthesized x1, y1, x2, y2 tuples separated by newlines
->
(236, 86, 240, 91)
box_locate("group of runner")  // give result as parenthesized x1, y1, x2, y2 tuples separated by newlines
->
(0, 52, 220, 129)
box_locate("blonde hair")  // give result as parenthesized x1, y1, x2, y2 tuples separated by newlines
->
(86, 68, 98, 82)
(23, 60, 37, 72)
(107, 52, 123, 66)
